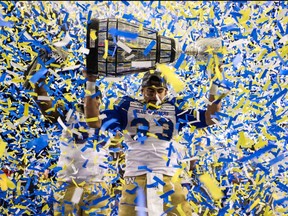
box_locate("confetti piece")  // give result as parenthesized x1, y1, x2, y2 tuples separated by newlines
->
(143, 40, 156, 56)
(176, 203, 186, 216)
(90, 29, 97, 40)
(26, 134, 49, 154)
(108, 28, 139, 39)
(30, 67, 48, 84)
(156, 63, 185, 93)
(103, 39, 108, 59)
(131, 61, 152, 68)
(239, 142, 277, 162)
(117, 40, 132, 53)
(199, 173, 224, 200)
(0, 19, 13, 27)
(101, 118, 118, 131)
(248, 198, 261, 212)
(91, 195, 110, 205)
(174, 53, 185, 70)
(0, 138, 6, 158)
(0, 173, 16, 191)
(79, 47, 90, 54)
(23, 103, 29, 116)
(71, 187, 83, 204)
(266, 88, 287, 107)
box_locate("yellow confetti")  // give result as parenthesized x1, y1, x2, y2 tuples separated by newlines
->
(138, 23, 143, 32)
(203, 208, 210, 216)
(237, 131, 254, 149)
(277, 115, 288, 124)
(262, 127, 277, 141)
(146, 132, 158, 139)
(234, 97, 246, 110)
(42, 204, 50, 212)
(103, 39, 108, 59)
(17, 180, 21, 196)
(239, 8, 251, 24)
(254, 136, 268, 150)
(214, 64, 223, 80)
(71, 178, 79, 188)
(255, 15, 269, 24)
(249, 198, 261, 212)
(263, 206, 275, 216)
(24, 102, 29, 116)
(64, 93, 74, 102)
(0, 138, 6, 158)
(176, 203, 186, 216)
(199, 173, 224, 200)
(257, 49, 268, 61)
(171, 169, 182, 184)
(85, 117, 99, 122)
(209, 7, 215, 19)
(0, 174, 16, 191)
(90, 29, 97, 40)
(156, 63, 185, 93)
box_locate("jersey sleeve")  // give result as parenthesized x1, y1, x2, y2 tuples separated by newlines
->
(172, 97, 208, 131)
(177, 108, 208, 130)
(100, 97, 129, 133)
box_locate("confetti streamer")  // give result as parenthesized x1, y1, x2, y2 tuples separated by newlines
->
(199, 173, 224, 200)
(131, 61, 152, 68)
(108, 28, 139, 39)
(143, 40, 156, 56)
(103, 39, 108, 59)
(156, 63, 185, 93)
(0, 139, 6, 158)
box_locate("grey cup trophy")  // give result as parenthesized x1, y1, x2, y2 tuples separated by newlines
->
(86, 18, 223, 77)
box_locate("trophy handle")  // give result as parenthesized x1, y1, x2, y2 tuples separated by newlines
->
(86, 18, 99, 75)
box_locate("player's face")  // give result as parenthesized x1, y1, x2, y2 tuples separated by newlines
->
(142, 86, 167, 105)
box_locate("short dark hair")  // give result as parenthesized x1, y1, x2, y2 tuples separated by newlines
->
(141, 71, 167, 88)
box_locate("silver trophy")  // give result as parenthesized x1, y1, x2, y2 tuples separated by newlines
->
(175, 37, 223, 62)
(86, 18, 223, 77)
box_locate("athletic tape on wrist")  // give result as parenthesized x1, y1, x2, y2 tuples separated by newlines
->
(86, 81, 96, 95)
(210, 83, 218, 95)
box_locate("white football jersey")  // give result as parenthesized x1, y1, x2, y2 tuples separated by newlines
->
(57, 110, 108, 183)
(101, 96, 207, 177)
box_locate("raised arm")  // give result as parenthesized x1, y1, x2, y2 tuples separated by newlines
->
(204, 66, 222, 125)
(83, 71, 102, 128)
(205, 86, 221, 125)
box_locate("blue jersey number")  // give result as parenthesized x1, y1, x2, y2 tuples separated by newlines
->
(155, 118, 174, 141)
(130, 117, 174, 141)
(131, 118, 150, 137)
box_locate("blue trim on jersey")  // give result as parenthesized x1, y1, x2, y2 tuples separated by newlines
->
(167, 97, 208, 131)
(101, 96, 208, 135)
(101, 96, 136, 132)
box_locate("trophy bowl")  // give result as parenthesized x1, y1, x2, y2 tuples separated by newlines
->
(86, 18, 177, 77)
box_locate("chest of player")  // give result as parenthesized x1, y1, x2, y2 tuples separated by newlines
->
(126, 102, 177, 141)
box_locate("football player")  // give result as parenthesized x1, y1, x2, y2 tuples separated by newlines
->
(84, 70, 222, 216)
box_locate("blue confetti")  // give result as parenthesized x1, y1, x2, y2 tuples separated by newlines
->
(108, 28, 139, 39)
(143, 40, 156, 56)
